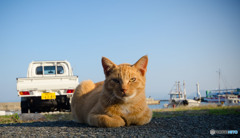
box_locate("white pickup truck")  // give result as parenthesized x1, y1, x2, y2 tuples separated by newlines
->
(17, 61, 79, 113)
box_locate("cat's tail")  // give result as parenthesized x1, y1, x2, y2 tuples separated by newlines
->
(74, 80, 96, 97)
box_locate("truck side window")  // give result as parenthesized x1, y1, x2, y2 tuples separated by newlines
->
(57, 66, 64, 74)
(36, 66, 43, 75)
(44, 66, 56, 75)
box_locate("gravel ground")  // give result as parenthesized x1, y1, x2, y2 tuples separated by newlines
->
(0, 114, 239, 137)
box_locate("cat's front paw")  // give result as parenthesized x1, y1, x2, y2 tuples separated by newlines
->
(98, 115, 126, 127)
(88, 114, 125, 128)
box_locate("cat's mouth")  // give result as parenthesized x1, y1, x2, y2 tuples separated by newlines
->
(121, 92, 127, 97)
(114, 91, 136, 100)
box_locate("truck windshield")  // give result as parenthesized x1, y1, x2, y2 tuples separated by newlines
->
(44, 66, 56, 75)
(36, 66, 64, 75)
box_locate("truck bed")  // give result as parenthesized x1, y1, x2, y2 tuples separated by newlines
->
(17, 76, 79, 91)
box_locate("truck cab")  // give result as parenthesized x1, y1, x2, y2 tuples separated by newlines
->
(17, 61, 79, 113)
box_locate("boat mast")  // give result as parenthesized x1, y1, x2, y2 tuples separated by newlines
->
(175, 81, 178, 93)
(178, 81, 181, 98)
(183, 80, 186, 99)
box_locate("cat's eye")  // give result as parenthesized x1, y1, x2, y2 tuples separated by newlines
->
(112, 79, 120, 84)
(129, 77, 136, 82)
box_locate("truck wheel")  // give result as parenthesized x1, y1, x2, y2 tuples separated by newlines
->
(21, 101, 29, 113)
(30, 108, 36, 113)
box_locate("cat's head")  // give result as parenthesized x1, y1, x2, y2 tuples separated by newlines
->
(102, 55, 148, 101)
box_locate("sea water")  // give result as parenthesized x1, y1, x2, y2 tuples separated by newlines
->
(148, 101, 169, 109)
(148, 101, 210, 109)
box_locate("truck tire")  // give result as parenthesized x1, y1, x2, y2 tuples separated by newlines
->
(21, 100, 29, 113)
(30, 108, 36, 113)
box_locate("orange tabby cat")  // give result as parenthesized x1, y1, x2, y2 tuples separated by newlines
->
(71, 55, 152, 127)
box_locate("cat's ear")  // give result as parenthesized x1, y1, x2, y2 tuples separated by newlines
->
(134, 55, 148, 76)
(102, 57, 117, 76)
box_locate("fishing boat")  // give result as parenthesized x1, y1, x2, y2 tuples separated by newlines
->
(146, 97, 160, 105)
(204, 88, 240, 103)
(204, 69, 240, 104)
(225, 94, 240, 106)
(167, 81, 201, 107)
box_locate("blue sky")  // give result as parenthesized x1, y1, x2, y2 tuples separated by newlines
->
(0, 0, 240, 102)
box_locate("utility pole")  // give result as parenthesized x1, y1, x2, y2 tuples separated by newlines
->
(217, 68, 221, 93)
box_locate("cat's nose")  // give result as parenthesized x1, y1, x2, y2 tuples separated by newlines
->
(121, 88, 127, 94)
